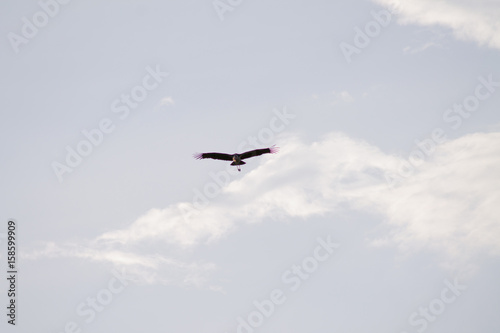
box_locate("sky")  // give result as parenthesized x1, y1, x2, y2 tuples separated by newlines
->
(1, 0, 499, 332)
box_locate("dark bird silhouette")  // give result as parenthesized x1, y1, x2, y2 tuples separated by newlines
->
(194, 145, 279, 172)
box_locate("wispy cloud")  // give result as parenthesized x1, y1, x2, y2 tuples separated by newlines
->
(26, 131, 500, 284)
(25, 241, 217, 287)
(311, 90, 354, 105)
(155, 96, 175, 111)
(403, 41, 441, 54)
(372, 0, 500, 50)
(402, 27, 449, 54)
(159, 96, 174, 106)
(332, 90, 355, 104)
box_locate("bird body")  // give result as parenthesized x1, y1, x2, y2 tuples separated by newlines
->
(194, 146, 278, 171)
(230, 154, 245, 166)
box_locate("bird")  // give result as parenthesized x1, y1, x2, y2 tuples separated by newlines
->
(193, 145, 279, 172)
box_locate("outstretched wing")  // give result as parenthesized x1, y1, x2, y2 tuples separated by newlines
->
(240, 145, 279, 160)
(193, 152, 233, 161)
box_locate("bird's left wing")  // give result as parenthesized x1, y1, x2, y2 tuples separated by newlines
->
(240, 145, 279, 160)
(193, 152, 233, 161)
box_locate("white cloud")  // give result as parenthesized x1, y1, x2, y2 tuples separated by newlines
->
(26, 131, 500, 283)
(373, 0, 500, 50)
(378, 133, 500, 260)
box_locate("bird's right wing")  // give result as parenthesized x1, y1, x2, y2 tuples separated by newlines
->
(193, 152, 233, 161)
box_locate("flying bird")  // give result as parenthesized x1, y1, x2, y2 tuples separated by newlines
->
(194, 145, 279, 172)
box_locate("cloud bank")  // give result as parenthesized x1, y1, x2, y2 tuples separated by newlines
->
(27, 130, 500, 285)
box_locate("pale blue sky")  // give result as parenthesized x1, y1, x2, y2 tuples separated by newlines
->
(1, 1, 499, 332)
